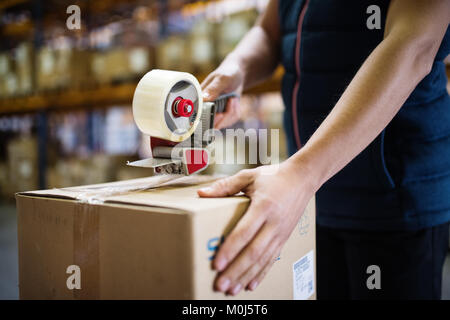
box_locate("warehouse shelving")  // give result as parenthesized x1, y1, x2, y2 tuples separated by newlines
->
(0, 0, 28, 11)
(0, 0, 279, 192)
(0, 0, 280, 116)
(0, 67, 283, 115)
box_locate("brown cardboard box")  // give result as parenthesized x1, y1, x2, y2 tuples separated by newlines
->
(16, 175, 316, 300)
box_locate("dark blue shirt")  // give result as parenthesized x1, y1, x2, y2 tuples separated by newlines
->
(279, 0, 450, 230)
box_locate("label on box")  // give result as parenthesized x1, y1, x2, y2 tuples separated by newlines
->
(293, 250, 314, 300)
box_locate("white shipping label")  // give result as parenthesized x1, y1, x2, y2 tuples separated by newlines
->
(293, 250, 315, 300)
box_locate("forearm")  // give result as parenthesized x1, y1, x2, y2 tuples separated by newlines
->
(221, 0, 280, 90)
(289, 34, 439, 191)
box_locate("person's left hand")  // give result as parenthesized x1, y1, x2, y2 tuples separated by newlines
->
(197, 160, 317, 295)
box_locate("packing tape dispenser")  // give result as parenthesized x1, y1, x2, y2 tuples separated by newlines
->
(128, 69, 238, 176)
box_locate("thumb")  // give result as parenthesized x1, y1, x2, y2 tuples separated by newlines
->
(202, 77, 228, 102)
(198, 171, 253, 198)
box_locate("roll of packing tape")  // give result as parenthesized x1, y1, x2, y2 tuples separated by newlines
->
(132, 69, 203, 142)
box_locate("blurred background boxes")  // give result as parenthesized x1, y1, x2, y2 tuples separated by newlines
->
(0, 0, 286, 202)
(216, 10, 258, 61)
(155, 34, 192, 73)
(6, 136, 38, 197)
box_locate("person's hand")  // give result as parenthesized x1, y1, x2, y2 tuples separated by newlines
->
(197, 160, 316, 295)
(201, 60, 244, 129)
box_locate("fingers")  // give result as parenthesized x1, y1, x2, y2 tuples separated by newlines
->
(197, 169, 254, 198)
(239, 240, 280, 293)
(247, 251, 279, 292)
(213, 113, 225, 128)
(201, 69, 242, 128)
(214, 98, 241, 129)
(202, 76, 228, 102)
(200, 73, 214, 92)
(228, 233, 280, 295)
(214, 223, 277, 294)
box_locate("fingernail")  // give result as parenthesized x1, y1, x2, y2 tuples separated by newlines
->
(230, 283, 242, 295)
(203, 92, 210, 99)
(215, 258, 227, 271)
(217, 278, 230, 292)
(249, 280, 258, 291)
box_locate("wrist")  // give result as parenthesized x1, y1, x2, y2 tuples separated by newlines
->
(283, 150, 324, 194)
(223, 53, 248, 83)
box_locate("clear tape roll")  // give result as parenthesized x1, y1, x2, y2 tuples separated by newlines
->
(132, 69, 203, 142)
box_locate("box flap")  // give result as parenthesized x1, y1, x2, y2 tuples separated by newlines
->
(17, 174, 249, 212)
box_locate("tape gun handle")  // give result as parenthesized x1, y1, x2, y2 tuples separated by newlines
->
(213, 92, 239, 114)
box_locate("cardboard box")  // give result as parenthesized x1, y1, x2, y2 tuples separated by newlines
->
(16, 175, 316, 300)
(36, 47, 57, 91)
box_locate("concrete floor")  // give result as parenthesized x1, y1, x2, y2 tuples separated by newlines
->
(0, 204, 18, 299)
(0, 204, 450, 300)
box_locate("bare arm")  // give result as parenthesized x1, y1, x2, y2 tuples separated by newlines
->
(201, 0, 281, 128)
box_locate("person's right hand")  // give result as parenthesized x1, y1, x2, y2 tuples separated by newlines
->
(201, 60, 245, 129)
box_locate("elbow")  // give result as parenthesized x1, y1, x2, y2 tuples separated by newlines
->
(400, 28, 441, 80)
(385, 28, 440, 81)
(412, 37, 437, 79)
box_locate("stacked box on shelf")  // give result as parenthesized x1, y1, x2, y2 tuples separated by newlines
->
(128, 47, 151, 78)
(0, 53, 21, 98)
(0, 54, 11, 98)
(216, 10, 258, 61)
(0, 42, 33, 98)
(70, 49, 94, 90)
(91, 51, 109, 85)
(46, 154, 139, 189)
(188, 19, 216, 75)
(37, 46, 95, 91)
(91, 47, 151, 85)
(55, 48, 72, 89)
(7, 136, 38, 195)
(36, 47, 58, 91)
(47, 157, 101, 189)
(14, 42, 33, 96)
(155, 35, 193, 73)
(105, 49, 130, 82)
